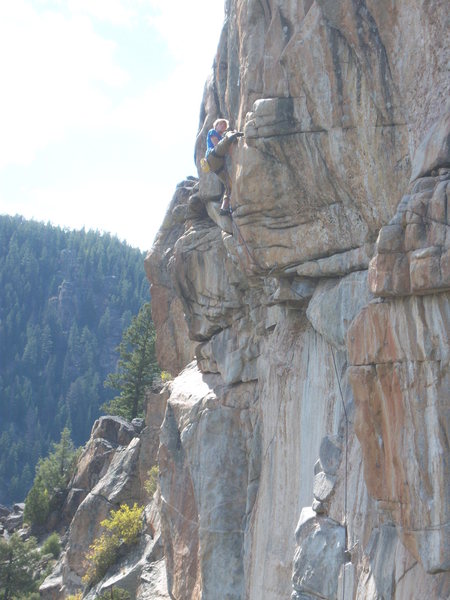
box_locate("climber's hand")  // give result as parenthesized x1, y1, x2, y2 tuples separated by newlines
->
(228, 131, 244, 142)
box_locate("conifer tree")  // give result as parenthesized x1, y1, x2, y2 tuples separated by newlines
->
(24, 428, 78, 526)
(0, 534, 40, 599)
(102, 303, 159, 420)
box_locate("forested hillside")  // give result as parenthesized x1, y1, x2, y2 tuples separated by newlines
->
(0, 215, 149, 505)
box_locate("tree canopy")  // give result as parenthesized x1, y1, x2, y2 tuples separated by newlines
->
(0, 215, 149, 504)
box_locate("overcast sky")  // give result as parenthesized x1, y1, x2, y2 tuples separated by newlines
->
(0, 0, 225, 251)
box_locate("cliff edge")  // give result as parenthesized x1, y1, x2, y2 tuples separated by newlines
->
(40, 1, 449, 598)
(145, 1, 449, 598)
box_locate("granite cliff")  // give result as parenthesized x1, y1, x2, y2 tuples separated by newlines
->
(146, 0, 449, 598)
(41, 1, 449, 598)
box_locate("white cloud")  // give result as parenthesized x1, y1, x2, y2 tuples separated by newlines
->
(67, 0, 136, 26)
(102, 0, 226, 152)
(0, 1, 127, 168)
(11, 176, 173, 251)
(146, 0, 224, 67)
(0, 0, 226, 247)
(0, 0, 224, 170)
(104, 0, 225, 141)
(107, 65, 205, 144)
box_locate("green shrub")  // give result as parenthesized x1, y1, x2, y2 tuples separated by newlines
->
(160, 371, 173, 382)
(144, 465, 159, 498)
(24, 478, 50, 526)
(83, 533, 118, 587)
(41, 532, 61, 558)
(98, 588, 131, 599)
(101, 503, 143, 546)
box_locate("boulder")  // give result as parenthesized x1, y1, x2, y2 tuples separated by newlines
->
(5, 512, 23, 532)
(292, 508, 346, 599)
(91, 415, 137, 447)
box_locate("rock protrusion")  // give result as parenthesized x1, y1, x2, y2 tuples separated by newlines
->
(369, 168, 449, 297)
(292, 507, 346, 600)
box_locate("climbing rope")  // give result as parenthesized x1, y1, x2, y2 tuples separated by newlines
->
(222, 197, 352, 599)
(228, 209, 264, 272)
(330, 345, 349, 600)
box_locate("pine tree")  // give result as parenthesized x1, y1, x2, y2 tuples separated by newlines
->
(24, 428, 79, 526)
(0, 534, 40, 599)
(37, 427, 78, 490)
(102, 303, 159, 420)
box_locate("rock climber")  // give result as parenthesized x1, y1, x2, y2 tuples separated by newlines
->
(205, 118, 243, 215)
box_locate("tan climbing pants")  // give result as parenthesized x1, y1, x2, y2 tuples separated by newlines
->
(206, 135, 235, 202)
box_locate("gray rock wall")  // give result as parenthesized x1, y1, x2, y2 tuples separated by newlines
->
(147, 0, 449, 598)
(41, 1, 449, 598)
(40, 400, 170, 599)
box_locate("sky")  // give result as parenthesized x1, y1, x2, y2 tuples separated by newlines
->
(0, 0, 226, 252)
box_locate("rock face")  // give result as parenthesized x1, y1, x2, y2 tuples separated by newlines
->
(0, 502, 24, 534)
(40, 400, 170, 599)
(40, 2, 449, 599)
(145, 1, 449, 598)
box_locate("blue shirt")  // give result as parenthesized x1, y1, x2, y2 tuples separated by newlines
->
(206, 129, 222, 156)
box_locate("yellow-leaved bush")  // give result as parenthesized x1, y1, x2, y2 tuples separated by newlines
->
(82, 503, 144, 587)
(144, 465, 159, 499)
(101, 503, 143, 545)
